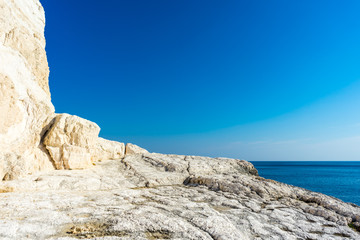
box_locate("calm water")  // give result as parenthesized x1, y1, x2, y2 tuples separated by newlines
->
(251, 161, 360, 206)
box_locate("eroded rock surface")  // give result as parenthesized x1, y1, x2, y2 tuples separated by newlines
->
(125, 143, 149, 155)
(42, 114, 128, 169)
(0, 0, 55, 179)
(43, 114, 100, 170)
(96, 137, 125, 161)
(0, 153, 359, 240)
(1, 1, 360, 239)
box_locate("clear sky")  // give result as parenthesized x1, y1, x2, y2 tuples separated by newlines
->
(41, 0, 360, 161)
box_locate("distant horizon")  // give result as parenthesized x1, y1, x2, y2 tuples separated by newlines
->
(42, 0, 360, 161)
(250, 160, 360, 162)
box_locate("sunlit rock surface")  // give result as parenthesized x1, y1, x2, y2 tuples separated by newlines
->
(43, 114, 100, 170)
(96, 137, 125, 161)
(0, 0, 55, 179)
(0, 153, 359, 239)
(0, 0, 360, 239)
(125, 143, 149, 155)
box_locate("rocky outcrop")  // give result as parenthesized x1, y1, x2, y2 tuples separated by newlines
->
(0, 0, 129, 176)
(43, 114, 100, 169)
(122, 153, 258, 187)
(42, 114, 128, 169)
(125, 143, 149, 155)
(1, 1, 360, 239)
(0, 0, 55, 180)
(0, 153, 359, 239)
(96, 137, 125, 161)
(0, 0, 131, 177)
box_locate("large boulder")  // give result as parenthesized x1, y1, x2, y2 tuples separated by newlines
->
(0, 0, 55, 179)
(43, 114, 100, 170)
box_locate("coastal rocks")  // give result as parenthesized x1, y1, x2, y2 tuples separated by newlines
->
(1, 0, 360, 239)
(96, 137, 125, 160)
(0, 0, 55, 179)
(123, 153, 189, 187)
(0, 153, 359, 239)
(121, 153, 258, 188)
(43, 114, 100, 169)
(42, 114, 127, 169)
(186, 155, 259, 177)
(125, 143, 149, 155)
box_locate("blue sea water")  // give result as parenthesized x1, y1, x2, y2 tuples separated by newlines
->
(250, 161, 360, 206)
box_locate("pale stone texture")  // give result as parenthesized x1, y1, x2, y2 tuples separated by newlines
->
(1, 1, 360, 239)
(96, 137, 125, 160)
(0, 153, 359, 239)
(125, 143, 149, 155)
(62, 145, 93, 170)
(43, 114, 100, 169)
(0, 0, 55, 179)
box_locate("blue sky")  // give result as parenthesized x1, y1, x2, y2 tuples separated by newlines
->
(42, 0, 360, 161)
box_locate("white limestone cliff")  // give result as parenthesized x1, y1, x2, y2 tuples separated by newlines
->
(0, 0, 126, 176)
(0, 0, 55, 180)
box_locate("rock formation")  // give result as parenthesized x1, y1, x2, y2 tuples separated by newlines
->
(1, 152, 360, 239)
(125, 143, 149, 155)
(0, 0, 125, 176)
(0, 0, 360, 239)
(0, 0, 55, 180)
(96, 137, 125, 161)
(43, 114, 101, 170)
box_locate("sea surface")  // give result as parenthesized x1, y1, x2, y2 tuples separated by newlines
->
(251, 161, 360, 206)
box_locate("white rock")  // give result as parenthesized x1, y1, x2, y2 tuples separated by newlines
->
(43, 114, 100, 148)
(43, 114, 100, 170)
(125, 143, 149, 155)
(96, 137, 125, 160)
(123, 153, 189, 187)
(186, 155, 258, 177)
(62, 145, 93, 170)
(0, 153, 359, 239)
(1, 1, 360, 239)
(0, 0, 55, 179)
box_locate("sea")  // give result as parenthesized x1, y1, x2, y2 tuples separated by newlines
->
(251, 161, 360, 206)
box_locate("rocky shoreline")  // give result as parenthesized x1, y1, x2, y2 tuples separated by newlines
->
(0, 153, 360, 239)
(0, 0, 360, 239)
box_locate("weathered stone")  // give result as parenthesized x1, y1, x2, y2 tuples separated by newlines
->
(0, 0, 55, 178)
(62, 145, 93, 170)
(96, 137, 125, 160)
(0, 153, 359, 239)
(43, 114, 100, 169)
(43, 114, 100, 148)
(125, 143, 149, 155)
(1, 1, 360, 239)
(1, 0, 50, 95)
(186, 155, 258, 177)
(123, 153, 189, 187)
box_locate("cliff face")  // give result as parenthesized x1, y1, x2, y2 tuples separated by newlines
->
(0, 0, 125, 179)
(0, 0, 55, 180)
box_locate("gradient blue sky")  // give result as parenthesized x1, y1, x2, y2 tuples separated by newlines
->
(41, 0, 360, 161)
